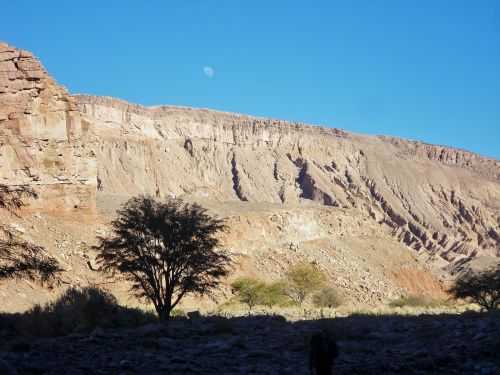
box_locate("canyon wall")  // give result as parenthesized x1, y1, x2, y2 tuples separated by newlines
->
(1, 42, 499, 308)
(0, 42, 96, 211)
(74, 94, 500, 270)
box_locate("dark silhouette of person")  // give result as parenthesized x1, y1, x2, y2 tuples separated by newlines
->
(309, 330, 339, 375)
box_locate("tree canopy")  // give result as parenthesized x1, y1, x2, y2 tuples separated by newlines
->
(94, 196, 231, 320)
(449, 266, 500, 311)
(231, 277, 266, 310)
(284, 262, 326, 306)
(0, 184, 62, 283)
(285, 263, 326, 306)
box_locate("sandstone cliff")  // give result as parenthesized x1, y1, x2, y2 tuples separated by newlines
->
(73, 95, 500, 268)
(1, 42, 499, 310)
(0, 42, 96, 211)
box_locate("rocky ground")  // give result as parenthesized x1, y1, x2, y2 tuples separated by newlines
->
(1, 201, 453, 313)
(0, 311, 498, 375)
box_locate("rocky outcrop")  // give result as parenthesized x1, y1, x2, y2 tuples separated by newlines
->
(0, 42, 96, 211)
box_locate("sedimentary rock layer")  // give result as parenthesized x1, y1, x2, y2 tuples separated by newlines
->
(1, 42, 499, 287)
(0, 42, 96, 211)
(72, 94, 500, 269)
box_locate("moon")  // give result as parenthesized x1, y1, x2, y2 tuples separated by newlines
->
(203, 66, 215, 79)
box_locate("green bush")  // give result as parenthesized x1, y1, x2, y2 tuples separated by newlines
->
(231, 278, 290, 310)
(388, 294, 439, 308)
(231, 277, 266, 310)
(260, 281, 288, 308)
(13, 286, 156, 336)
(313, 287, 342, 308)
(284, 263, 327, 306)
(171, 308, 186, 318)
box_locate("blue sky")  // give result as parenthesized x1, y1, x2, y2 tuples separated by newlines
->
(2, 1, 499, 158)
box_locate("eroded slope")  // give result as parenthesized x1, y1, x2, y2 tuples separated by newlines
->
(76, 95, 500, 271)
(0, 42, 499, 310)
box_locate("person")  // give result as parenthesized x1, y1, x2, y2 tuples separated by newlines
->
(309, 330, 339, 375)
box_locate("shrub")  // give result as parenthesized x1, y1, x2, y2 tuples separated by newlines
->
(313, 287, 342, 308)
(171, 308, 186, 318)
(260, 281, 288, 308)
(14, 286, 156, 336)
(284, 263, 327, 306)
(51, 286, 119, 329)
(231, 277, 266, 310)
(388, 294, 438, 308)
(449, 267, 500, 311)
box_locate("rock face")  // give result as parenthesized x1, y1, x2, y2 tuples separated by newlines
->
(0, 42, 96, 212)
(74, 94, 500, 269)
(0, 42, 499, 307)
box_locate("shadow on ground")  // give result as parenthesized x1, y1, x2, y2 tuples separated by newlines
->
(0, 310, 499, 374)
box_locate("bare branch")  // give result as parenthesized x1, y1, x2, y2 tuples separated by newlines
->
(0, 184, 62, 284)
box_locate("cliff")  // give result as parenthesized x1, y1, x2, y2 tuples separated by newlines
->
(0, 42, 499, 309)
(0, 42, 96, 211)
(72, 95, 500, 267)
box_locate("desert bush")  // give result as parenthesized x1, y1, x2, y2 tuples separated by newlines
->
(313, 287, 342, 308)
(388, 294, 439, 308)
(171, 308, 186, 318)
(284, 263, 327, 306)
(13, 286, 156, 336)
(260, 281, 288, 308)
(231, 278, 289, 310)
(449, 266, 500, 311)
(231, 277, 266, 310)
(51, 286, 119, 329)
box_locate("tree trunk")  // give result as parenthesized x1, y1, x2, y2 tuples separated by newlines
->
(158, 308, 171, 321)
(154, 302, 172, 321)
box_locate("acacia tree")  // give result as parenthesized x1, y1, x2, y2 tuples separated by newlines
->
(0, 184, 62, 282)
(449, 267, 500, 311)
(284, 263, 326, 306)
(261, 281, 288, 308)
(94, 196, 231, 321)
(231, 277, 266, 311)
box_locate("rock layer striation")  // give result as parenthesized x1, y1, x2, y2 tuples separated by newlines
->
(73, 94, 500, 270)
(1, 42, 499, 307)
(0, 42, 96, 211)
